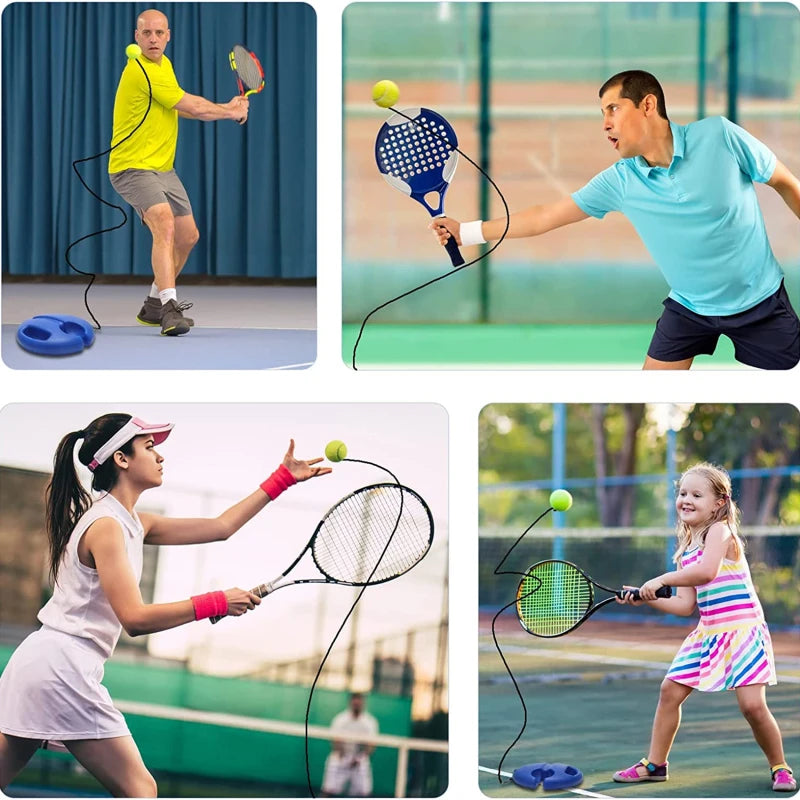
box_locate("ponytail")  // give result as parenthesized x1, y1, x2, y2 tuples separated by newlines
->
(46, 431, 90, 585)
(44, 413, 134, 584)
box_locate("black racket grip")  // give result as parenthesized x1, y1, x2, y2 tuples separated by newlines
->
(618, 586, 673, 600)
(444, 235, 465, 267)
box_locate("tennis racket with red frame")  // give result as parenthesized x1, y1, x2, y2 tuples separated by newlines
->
(229, 44, 265, 98)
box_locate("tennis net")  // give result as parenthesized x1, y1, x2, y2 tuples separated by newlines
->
(4, 700, 448, 798)
(480, 526, 800, 627)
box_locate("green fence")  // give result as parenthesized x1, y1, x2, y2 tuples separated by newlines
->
(0, 647, 412, 794)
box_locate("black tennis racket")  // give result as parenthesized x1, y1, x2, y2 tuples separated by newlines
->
(229, 44, 265, 98)
(375, 107, 464, 267)
(516, 559, 672, 638)
(211, 483, 433, 623)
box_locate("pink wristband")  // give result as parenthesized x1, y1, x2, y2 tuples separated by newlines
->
(191, 590, 228, 620)
(260, 463, 297, 500)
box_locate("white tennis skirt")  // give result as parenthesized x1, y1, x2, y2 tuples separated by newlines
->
(0, 626, 129, 749)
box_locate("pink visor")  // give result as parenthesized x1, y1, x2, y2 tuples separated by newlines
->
(88, 417, 174, 471)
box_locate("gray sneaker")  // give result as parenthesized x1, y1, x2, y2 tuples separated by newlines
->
(137, 296, 194, 327)
(160, 299, 191, 336)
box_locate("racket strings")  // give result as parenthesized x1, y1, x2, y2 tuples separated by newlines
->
(231, 46, 263, 91)
(517, 562, 593, 637)
(353, 107, 511, 369)
(313, 486, 431, 583)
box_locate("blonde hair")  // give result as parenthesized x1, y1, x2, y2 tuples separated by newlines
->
(673, 462, 742, 564)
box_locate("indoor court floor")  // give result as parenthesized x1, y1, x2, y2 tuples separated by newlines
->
(2, 284, 316, 370)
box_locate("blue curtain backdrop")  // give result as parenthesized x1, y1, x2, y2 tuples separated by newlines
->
(2, 3, 316, 279)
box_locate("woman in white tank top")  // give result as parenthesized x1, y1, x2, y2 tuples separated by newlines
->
(0, 413, 330, 797)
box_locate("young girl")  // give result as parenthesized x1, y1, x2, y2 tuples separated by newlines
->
(0, 413, 330, 797)
(613, 462, 795, 792)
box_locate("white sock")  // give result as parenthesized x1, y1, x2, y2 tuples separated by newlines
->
(149, 282, 160, 299)
(159, 288, 178, 305)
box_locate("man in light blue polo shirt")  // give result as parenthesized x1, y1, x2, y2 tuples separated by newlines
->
(431, 70, 800, 370)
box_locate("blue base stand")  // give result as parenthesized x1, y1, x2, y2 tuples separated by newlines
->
(511, 763, 583, 791)
(16, 315, 95, 356)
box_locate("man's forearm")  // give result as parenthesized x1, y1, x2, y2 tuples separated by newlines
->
(175, 92, 237, 121)
(191, 103, 233, 121)
(481, 207, 546, 241)
(478, 198, 588, 242)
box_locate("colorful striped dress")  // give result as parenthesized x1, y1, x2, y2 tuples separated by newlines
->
(665, 544, 777, 691)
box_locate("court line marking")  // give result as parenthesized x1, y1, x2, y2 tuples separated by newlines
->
(480, 642, 671, 670)
(478, 766, 613, 799)
(273, 361, 315, 369)
(526, 152, 572, 196)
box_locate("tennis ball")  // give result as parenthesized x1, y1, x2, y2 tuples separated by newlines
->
(126, 43, 142, 59)
(549, 489, 573, 512)
(325, 440, 348, 462)
(371, 80, 400, 109)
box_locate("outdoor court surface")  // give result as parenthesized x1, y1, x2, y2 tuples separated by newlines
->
(2, 284, 316, 370)
(479, 615, 800, 798)
(344, 323, 741, 369)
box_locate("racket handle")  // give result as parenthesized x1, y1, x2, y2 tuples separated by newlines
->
(444, 235, 465, 267)
(619, 586, 673, 600)
(209, 582, 273, 625)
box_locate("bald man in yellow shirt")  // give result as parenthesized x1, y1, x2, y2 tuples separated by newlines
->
(109, 9, 248, 336)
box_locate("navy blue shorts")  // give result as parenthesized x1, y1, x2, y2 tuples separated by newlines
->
(647, 282, 800, 370)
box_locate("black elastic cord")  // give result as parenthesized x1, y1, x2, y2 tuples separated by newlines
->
(303, 457, 405, 798)
(352, 106, 512, 369)
(64, 58, 153, 329)
(491, 506, 552, 782)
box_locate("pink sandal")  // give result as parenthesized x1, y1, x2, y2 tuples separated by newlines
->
(613, 758, 668, 783)
(772, 765, 796, 793)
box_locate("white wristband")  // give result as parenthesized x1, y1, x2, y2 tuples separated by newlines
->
(459, 220, 486, 247)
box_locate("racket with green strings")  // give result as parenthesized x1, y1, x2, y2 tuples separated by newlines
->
(516, 559, 672, 638)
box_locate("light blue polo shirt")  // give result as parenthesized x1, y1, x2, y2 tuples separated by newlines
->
(572, 117, 782, 316)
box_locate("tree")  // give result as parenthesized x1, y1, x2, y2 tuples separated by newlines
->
(586, 404, 646, 526)
(679, 404, 800, 525)
(479, 403, 664, 527)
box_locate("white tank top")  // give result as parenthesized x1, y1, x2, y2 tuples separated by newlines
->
(38, 493, 145, 658)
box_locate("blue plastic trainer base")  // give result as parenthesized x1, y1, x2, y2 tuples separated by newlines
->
(16, 315, 95, 356)
(511, 763, 583, 791)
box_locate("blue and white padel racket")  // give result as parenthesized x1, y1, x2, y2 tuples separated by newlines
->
(375, 107, 465, 267)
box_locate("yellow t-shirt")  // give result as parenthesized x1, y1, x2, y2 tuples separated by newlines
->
(108, 55, 185, 174)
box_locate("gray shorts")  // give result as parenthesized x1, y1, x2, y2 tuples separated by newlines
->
(109, 168, 193, 221)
